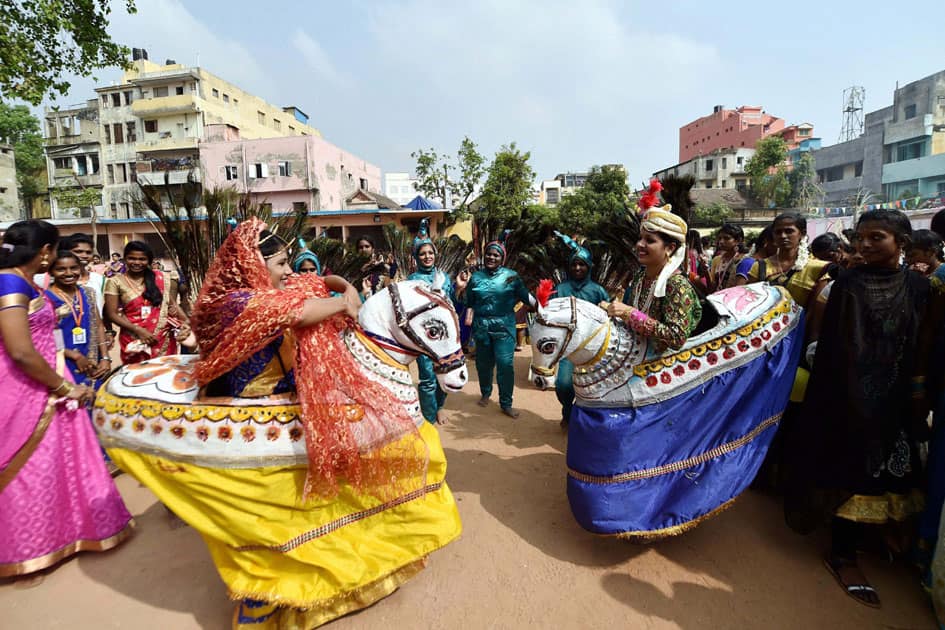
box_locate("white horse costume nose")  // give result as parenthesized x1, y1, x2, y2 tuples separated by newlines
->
(438, 366, 467, 393)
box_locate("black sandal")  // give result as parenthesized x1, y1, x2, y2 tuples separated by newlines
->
(823, 555, 881, 608)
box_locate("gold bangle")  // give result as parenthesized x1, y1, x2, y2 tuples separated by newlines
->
(50, 380, 70, 395)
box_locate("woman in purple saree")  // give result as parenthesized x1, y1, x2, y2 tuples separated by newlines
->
(0, 220, 133, 578)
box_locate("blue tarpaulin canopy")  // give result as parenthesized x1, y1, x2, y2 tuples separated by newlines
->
(403, 195, 442, 210)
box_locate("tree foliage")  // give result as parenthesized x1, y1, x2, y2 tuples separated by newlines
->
(0, 0, 137, 105)
(692, 202, 733, 228)
(411, 136, 485, 221)
(0, 103, 45, 211)
(554, 164, 630, 235)
(788, 152, 822, 209)
(745, 136, 791, 207)
(474, 142, 535, 244)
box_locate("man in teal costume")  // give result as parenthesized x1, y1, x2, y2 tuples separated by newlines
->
(553, 232, 610, 427)
(456, 234, 532, 418)
(408, 219, 455, 425)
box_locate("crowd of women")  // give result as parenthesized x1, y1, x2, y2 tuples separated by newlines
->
(4, 199, 945, 627)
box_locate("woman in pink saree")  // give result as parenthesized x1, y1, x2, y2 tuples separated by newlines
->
(104, 241, 187, 365)
(0, 220, 133, 578)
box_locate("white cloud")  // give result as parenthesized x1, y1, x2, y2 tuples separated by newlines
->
(360, 0, 722, 177)
(291, 30, 349, 87)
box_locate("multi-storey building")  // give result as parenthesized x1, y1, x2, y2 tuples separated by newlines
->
(653, 147, 756, 191)
(383, 172, 420, 206)
(44, 100, 103, 219)
(92, 54, 323, 218)
(881, 70, 945, 200)
(812, 69, 945, 205)
(539, 169, 621, 206)
(679, 105, 815, 165)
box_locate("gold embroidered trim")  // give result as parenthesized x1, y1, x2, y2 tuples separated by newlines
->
(633, 294, 793, 376)
(0, 521, 134, 577)
(567, 413, 781, 485)
(835, 491, 925, 525)
(232, 481, 445, 553)
(94, 391, 304, 424)
(610, 496, 739, 541)
(229, 558, 426, 618)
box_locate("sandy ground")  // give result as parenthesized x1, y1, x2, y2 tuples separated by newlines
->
(0, 346, 938, 629)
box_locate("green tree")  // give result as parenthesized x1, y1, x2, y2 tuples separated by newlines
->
(1, 1, 138, 105)
(788, 152, 822, 209)
(692, 202, 733, 228)
(411, 136, 486, 221)
(554, 164, 631, 235)
(745, 136, 791, 207)
(478, 142, 535, 225)
(411, 147, 448, 206)
(451, 136, 486, 219)
(0, 103, 46, 214)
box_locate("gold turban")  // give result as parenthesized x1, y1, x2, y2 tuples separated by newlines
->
(640, 205, 688, 244)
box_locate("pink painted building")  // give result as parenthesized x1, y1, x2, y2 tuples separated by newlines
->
(199, 128, 447, 243)
(679, 105, 785, 163)
(200, 127, 381, 212)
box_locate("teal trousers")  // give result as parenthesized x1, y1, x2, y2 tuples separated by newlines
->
(474, 317, 517, 409)
(555, 358, 575, 423)
(416, 354, 447, 424)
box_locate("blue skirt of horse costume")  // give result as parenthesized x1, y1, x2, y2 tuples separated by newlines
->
(566, 285, 803, 539)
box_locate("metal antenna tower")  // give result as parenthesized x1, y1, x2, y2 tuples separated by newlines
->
(839, 86, 865, 143)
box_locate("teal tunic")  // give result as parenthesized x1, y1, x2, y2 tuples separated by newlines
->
(465, 267, 531, 409)
(408, 265, 455, 424)
(554, 278, 610, 423)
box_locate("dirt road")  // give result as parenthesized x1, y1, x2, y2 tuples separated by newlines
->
(0, 348, 936, 629)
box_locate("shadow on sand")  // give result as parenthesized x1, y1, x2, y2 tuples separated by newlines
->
(78, 500, 231, 629)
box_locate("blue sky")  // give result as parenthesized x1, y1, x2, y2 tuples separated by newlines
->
(48, 0, 945, 188)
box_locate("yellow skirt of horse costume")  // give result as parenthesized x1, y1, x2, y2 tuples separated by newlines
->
(107, 421, 461, 629)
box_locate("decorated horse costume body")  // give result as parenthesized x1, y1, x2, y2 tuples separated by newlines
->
(94, 272, 466, 628)
(530, 283, 803, 539)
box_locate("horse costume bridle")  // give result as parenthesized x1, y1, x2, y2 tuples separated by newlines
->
(532, 296, 578, 376)
(366, 282, 466, 375)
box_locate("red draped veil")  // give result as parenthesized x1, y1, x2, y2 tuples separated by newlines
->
(191, 219, 425, 499)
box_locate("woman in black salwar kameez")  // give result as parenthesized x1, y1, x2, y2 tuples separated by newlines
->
(784, 209, 943, 608)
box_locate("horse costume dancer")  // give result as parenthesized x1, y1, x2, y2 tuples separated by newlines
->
(96, 220, 463, 628)
(530, 199, 803, 539)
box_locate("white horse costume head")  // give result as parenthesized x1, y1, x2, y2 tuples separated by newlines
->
(359, 277, 467, 392)
(529, 294, 638, 391)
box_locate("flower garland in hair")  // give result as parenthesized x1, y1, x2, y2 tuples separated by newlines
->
(793, 235, 810, 271)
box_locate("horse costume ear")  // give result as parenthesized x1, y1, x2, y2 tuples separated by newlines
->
(431, 270, 446, 293)
(536, 279, 555, 309)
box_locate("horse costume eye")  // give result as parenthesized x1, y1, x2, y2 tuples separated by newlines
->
(424, 320, 447, 341)
(538, 339, 557, 355)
